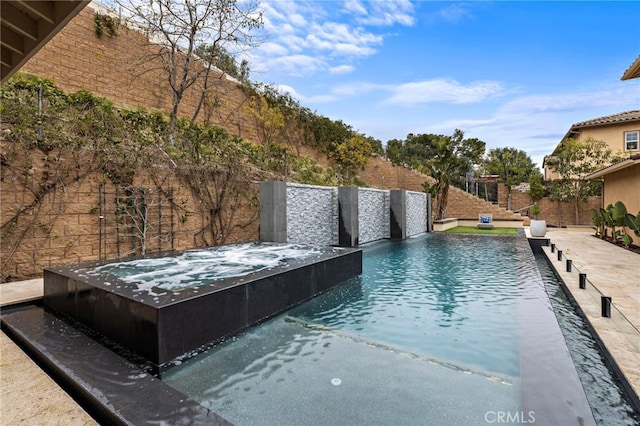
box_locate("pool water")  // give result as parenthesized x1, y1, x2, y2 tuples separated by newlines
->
(288, 235, 522, 377)
(162, 234, 635, 425)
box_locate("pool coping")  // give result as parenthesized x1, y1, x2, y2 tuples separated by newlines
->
(1, 303, 231, 425)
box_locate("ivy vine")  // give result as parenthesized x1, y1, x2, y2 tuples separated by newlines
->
(94, 12, 118, 38)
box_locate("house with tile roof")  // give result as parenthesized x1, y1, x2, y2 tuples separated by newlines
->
(543, 110, 640, 180)
(585, 55, 640, 247)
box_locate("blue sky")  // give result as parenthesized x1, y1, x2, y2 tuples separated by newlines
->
(244, 1, 640, 170)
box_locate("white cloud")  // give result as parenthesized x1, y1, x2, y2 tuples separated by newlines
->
(255, 0, 415, 77)
(343, 0, 368, 16)
(329, 64, 355, 74)
(432, 4, 474, 24)
(419, 83, 640, 169)
(258, 42, 289, 56)
(306, 22, 382, 55)
(498, 86, 640, 116)
(346, 0, 416, 26)
(331, 82, 380, 96)
(265, 55, 326, 76)
(384, 79, 506, 105)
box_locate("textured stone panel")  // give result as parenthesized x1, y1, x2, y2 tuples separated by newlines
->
(358, 188, 390, 244)
(406, 191, 427, 237)
(286, 184, 338, 246)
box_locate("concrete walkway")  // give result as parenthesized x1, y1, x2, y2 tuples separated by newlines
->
(1, 278, 98, 425)
(0, 229, 638, 423)
(0, 332, 97, 425)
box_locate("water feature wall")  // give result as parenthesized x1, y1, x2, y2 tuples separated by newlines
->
(406, 190, 428, 237)
(260, 182, 431, 247)
(358, 188, 390, 243)
(286, 184, 338, 246)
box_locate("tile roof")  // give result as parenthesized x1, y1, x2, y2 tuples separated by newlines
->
(621, 55, 640, 80)
(570, 110, 640, 129)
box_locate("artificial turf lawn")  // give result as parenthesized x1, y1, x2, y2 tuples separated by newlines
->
(443, 226, 519, 235)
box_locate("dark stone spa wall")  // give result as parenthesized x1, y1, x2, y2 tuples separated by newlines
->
(43, 247, 362, 368)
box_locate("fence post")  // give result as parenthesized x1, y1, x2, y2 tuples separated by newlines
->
(601, 296, 611, 318)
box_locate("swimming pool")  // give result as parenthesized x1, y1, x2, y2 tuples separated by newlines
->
(161, 233, 598, 425)
(4, 232, 637, 424)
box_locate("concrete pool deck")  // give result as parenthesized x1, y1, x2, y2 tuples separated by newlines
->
(541, 228, 640, 409)
(1, 228, 638, 423)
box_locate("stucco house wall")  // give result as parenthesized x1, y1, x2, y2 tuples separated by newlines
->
(600, 164, 640, 246)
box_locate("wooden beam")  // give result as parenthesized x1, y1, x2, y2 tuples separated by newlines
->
(1, 48, 14, 68)
(17, 1, 55, 24)
(1, 26, 25, 55)
(0, 2, 38, 41)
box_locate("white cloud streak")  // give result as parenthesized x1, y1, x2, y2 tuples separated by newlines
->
(384, 79, 506, 105)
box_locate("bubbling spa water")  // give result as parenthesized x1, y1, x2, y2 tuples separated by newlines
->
(89, 243, 325, 293)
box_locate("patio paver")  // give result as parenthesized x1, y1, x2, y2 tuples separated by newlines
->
(543, 228, 640, 405)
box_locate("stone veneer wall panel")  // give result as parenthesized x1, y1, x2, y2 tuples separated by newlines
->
(286, 184, 338, 246)
(358, 188, 390, 244)
(406, 191, 428, 237)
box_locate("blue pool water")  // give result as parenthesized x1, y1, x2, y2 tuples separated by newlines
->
(162, 234, 636, 425)
(287, 235, 522, 377)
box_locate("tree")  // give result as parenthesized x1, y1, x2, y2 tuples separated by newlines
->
(249, 83, 314, 157)
(115, 0, 264, 143)
(484, 147, 540, 209)
(330, 135, 372, 181)
(545, 136, 619, 224)
(194, 43, 250, 82)
(308, 116, 353, 153)
(484, 147, 539, 187)
(366, 136, 385, 157)
(528, 171, 545, 201)
(244, 95, 284, 146)
(385, 139, 404, 165)
(393, 130, 485, 220)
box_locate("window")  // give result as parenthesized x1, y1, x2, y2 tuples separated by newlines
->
(625, 131, 639, 151)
